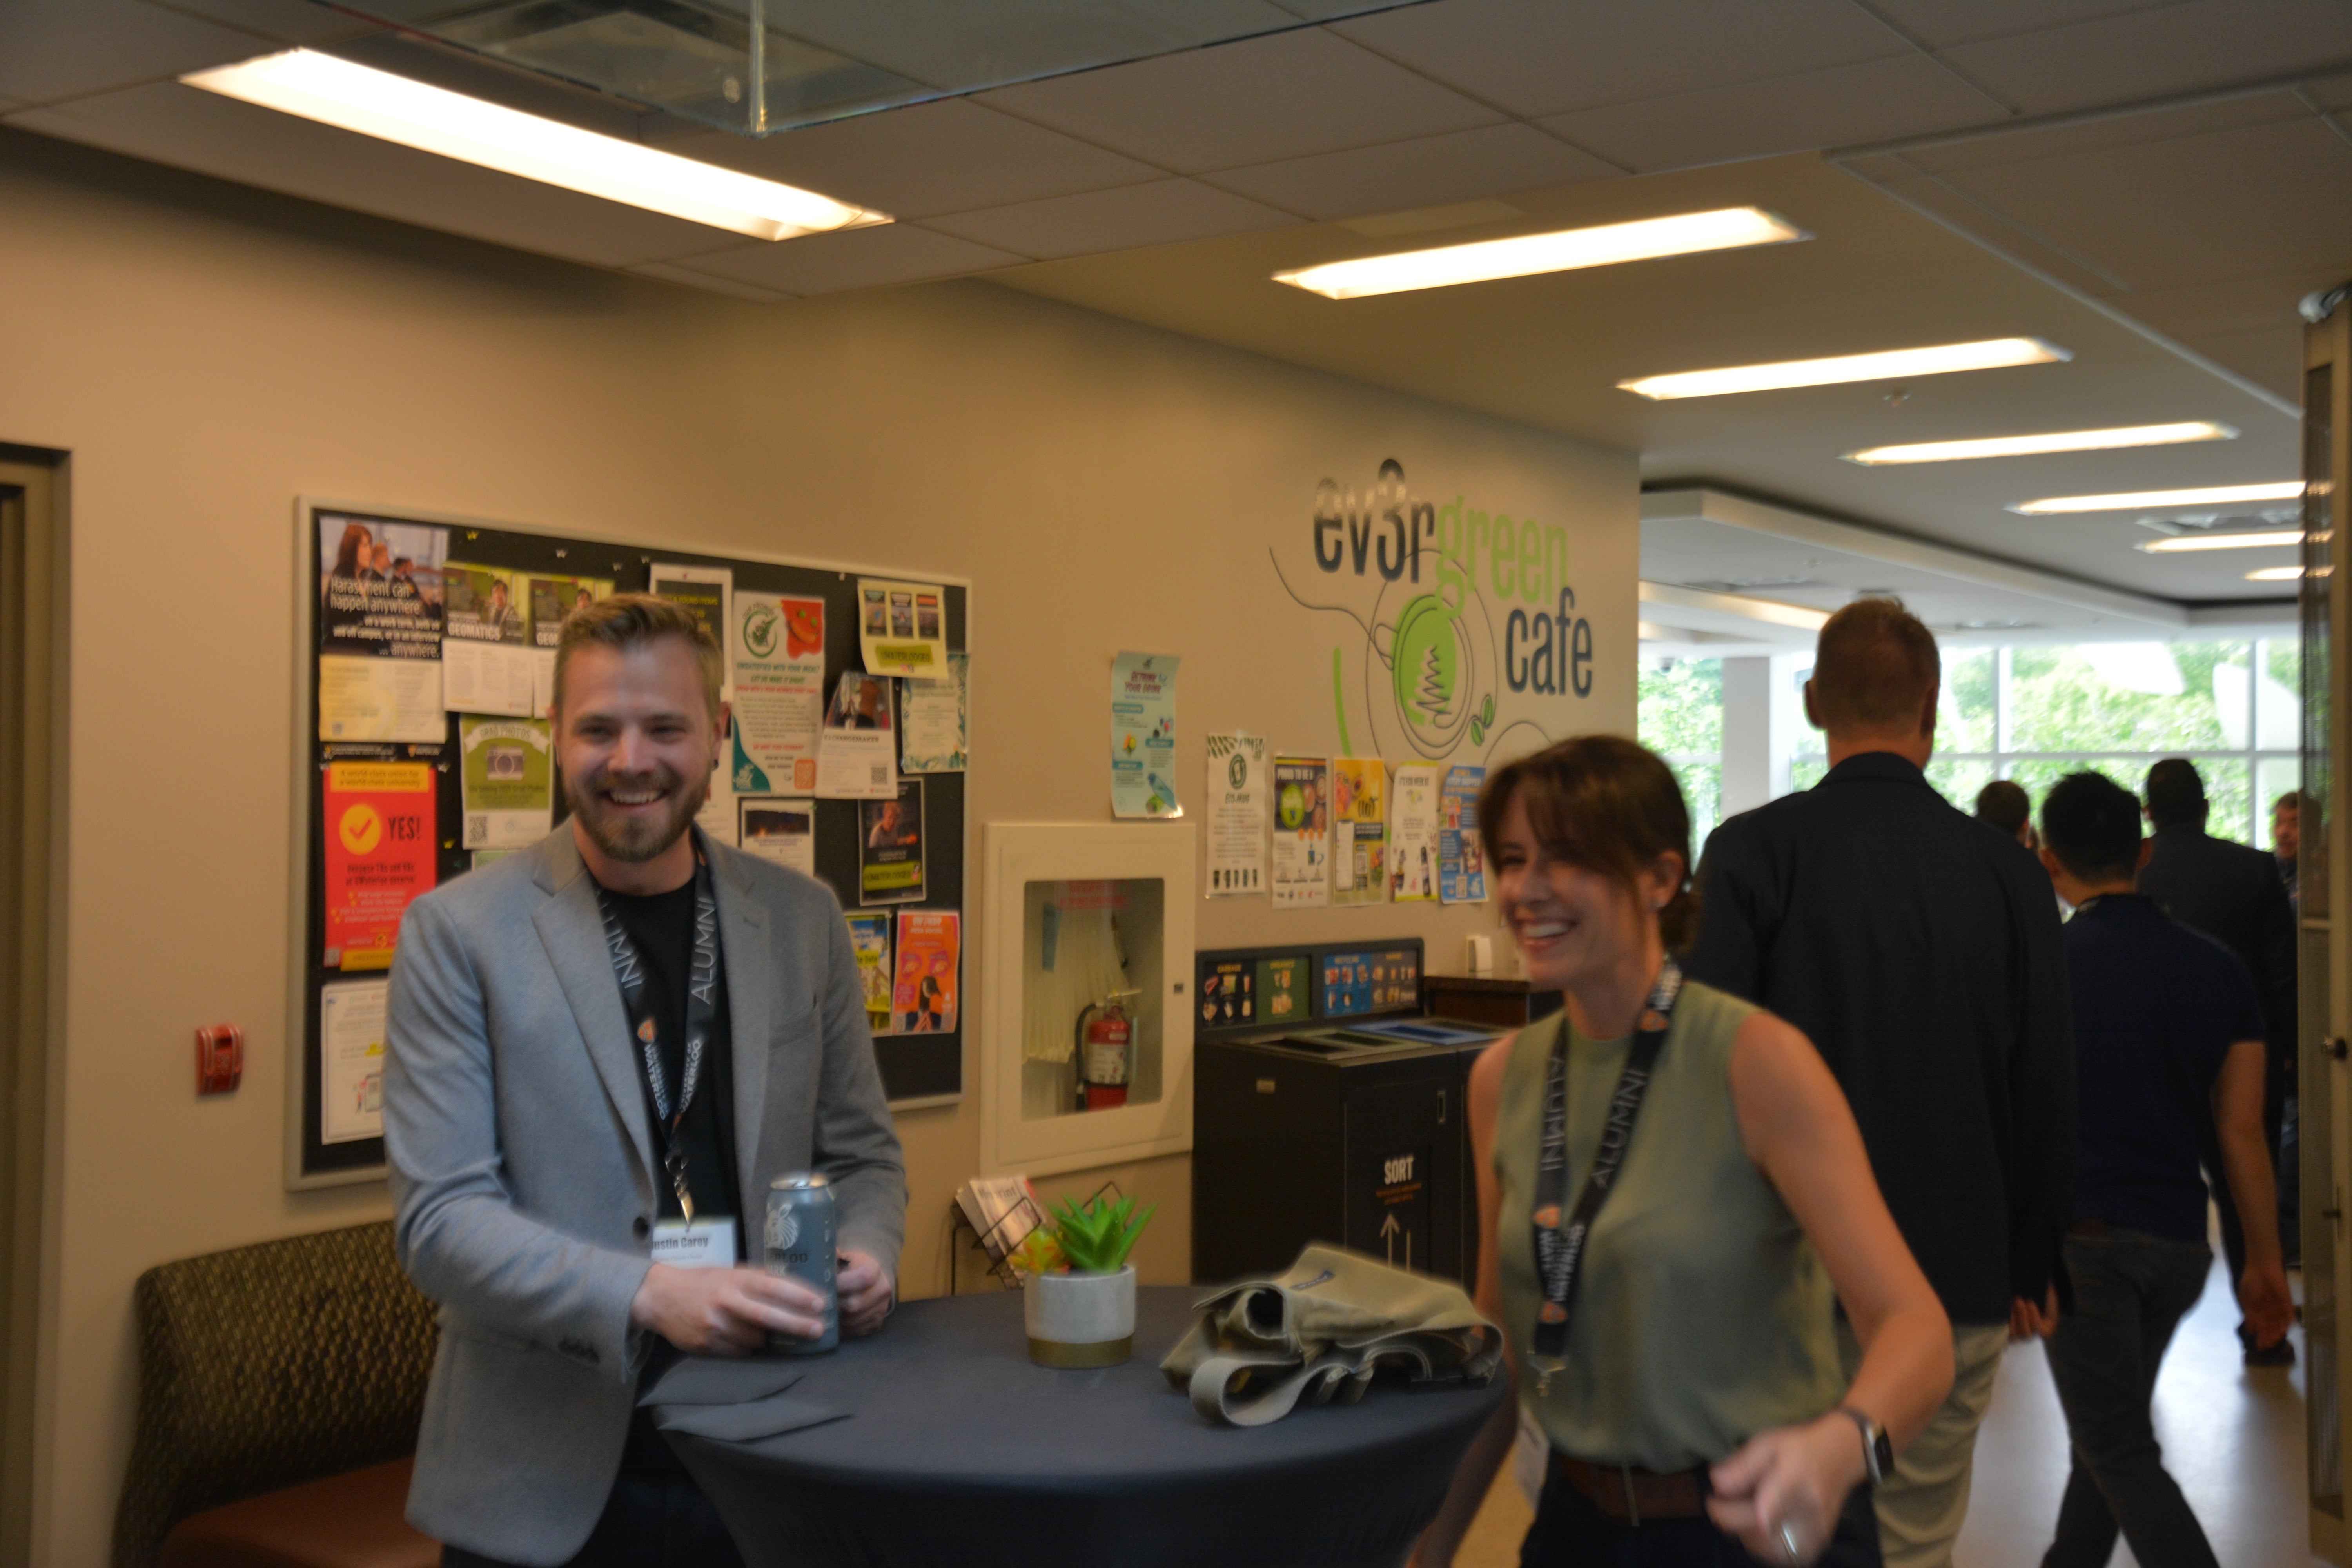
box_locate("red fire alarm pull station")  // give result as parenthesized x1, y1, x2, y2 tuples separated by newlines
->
(196, 1025, 243, 1096)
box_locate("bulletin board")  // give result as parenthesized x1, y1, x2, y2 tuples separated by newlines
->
(286, 499, 969, 1189)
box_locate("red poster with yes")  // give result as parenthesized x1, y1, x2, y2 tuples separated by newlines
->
(323, 760, 436, 970)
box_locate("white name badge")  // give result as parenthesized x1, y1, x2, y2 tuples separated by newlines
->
(650, 1217, 738, 1270)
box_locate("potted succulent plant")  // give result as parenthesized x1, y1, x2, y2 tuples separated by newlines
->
(1013, 1192, 1155, 1368)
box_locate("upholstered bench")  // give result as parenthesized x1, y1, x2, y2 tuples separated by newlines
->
(111, 1221, 439, 1568)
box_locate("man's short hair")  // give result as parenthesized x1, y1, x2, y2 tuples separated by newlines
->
(2143, 757, 2207, 829)
(2274, 791, 2308, 817)
(1974, 779, 2031, 837)
(2043, 771, 2143, 884)
(1810, 597, 1940, 733)
(552, 593, 723, 719)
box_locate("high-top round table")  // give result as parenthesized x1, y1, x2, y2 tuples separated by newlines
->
(655, 1285, 1505, 1568)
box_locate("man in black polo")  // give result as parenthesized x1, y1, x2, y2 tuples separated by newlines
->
(2136, 758, 2296, 1361)
(1686, 596, 2074, 1568)
(2034, 770, 2290, 1568)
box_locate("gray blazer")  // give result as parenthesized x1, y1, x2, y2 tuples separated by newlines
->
(383, 827, 907, 1565)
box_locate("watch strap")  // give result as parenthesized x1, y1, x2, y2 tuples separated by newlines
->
(1837, 1405, 1892, 1485)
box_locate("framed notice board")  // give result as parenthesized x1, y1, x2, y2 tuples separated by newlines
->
(286, 499, 969, 1189)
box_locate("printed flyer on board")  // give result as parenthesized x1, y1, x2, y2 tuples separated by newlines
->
(650, 564, 731, 660)
(321, 759, 436, 969)
(1110, 652, 1181, 819)
(892, 910, 960, 1034)
(1440, 765, 1487, 904)
(527, 573, 612, 712)
(459, 717, 553, 849)
(320, 978, 389, 1145)
(817, 671, 898, 799)
(442, 563, 534, 717)
(857, 577, 949, 680)
(316, 514, 447, 742)
(730, 591, 825, 794)
(846, 914, 894, 1036)
(899, 651, 967, 773)
(859, 780, 926, 905)
(1270, 756, 1330, 909)
(1331, 758, 1387, 907)
(1390, 764, 1439, 902)
(1204, 733, 1266, 897)
(738, 797, 816, 877)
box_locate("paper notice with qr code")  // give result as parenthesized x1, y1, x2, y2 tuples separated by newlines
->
(815, 671, 897, 799)
(459, 717, 553, 849)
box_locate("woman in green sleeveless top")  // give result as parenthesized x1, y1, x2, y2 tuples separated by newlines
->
(1414, 737, 1953, 1568)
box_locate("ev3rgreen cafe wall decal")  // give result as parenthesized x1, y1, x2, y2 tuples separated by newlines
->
(1272, 458, 1595, 762)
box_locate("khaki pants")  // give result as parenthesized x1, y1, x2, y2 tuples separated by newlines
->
(1838, 1319, 2009, 1568)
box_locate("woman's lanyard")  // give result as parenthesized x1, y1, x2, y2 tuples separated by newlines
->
(593, 849, 722, 1222)
(1528, 956, 1683, 1397)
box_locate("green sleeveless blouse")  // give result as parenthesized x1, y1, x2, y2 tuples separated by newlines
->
(1492, 980, 1842, 1471)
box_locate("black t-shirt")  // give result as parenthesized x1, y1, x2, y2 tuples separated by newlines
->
(2063, 893, 2264, 1244)
(599, 878, 743, 1234)
(599, 875, 743, 1472)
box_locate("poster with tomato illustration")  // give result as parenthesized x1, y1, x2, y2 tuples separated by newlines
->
(731, 591, 826, 794)
(322, 760, 436, 970)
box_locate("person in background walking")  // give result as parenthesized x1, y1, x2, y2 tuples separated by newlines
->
(1687, 597, 2075, 1568)
(1974, 779, 2036, 851)
(2034, 770, 2292, 1568)
(2136, 758, 2297, 1361)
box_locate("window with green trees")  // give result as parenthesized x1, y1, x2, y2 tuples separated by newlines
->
(1639, 656, 1722, 848)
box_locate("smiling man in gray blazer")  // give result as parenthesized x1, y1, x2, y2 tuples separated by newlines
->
(385, 593, 906, 1568)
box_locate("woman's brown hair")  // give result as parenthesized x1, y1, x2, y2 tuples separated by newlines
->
(1477, 734, 1700, 949)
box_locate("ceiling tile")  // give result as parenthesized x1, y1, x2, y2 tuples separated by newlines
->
(1935, 0, 2352, 117)
(662, 223, 1024, 295)
(147, 0, 382, 44)
(2307, 70, 2352, 109)
(1935, 114, 2352, 290)
(1200, 123, 1619, 220)
(1540, 54, 2009, 172)
(974, 27, 1501, 175)
(626, 261, 793, 303)
(2162, 323, 2303, 401)
(1892, 89, 2310, 172)
(923, 179, 1297, 261)
(9, 81, 748, 267)
(0, 0, 268, 106)
(1860, 0, 2181, 49)
(1330, 0, 1912, 119)
(2124, 267, 2348, 338)
(1860, 167, 2131, 296)
(654, 99, 1165, 221)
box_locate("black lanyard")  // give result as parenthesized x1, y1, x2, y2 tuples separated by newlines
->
(1528, 956, 1683, 1395)
(593, 847, 722, 1222)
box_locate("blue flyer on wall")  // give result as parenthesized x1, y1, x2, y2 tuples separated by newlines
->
(1110, 652, 1181, 819)
(1439, 765, 1486, 904)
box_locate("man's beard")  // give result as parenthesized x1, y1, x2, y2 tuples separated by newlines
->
(564, 762, 708, 864)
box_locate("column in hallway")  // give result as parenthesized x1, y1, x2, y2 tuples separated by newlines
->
(1720, 654, 1802, 818)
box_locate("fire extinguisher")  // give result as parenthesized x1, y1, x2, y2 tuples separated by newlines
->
(1075, 990, 1139, 1112)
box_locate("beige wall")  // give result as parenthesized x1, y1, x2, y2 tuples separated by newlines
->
(0, 129, 1636, 1564)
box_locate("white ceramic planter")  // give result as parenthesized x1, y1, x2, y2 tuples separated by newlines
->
(1025, 1265, 1137, 1368)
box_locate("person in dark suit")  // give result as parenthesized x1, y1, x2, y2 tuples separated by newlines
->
(2135, 757, 2298, 1363)
(1686, 597, 2075, 1568)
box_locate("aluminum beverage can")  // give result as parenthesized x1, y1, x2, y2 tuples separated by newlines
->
(765, 1172, 839, 1354)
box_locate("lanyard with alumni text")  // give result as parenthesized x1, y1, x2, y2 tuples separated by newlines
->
(1528, 955, 1682, 1396)
(593, 847, 722, 1222)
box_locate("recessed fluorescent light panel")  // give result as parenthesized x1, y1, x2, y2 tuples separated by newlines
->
(1844, 421, 2237, 466)
(1272, 207, 1807, 300)
(1620, 338, 2069, 401)
(2009, 481, 2305, 515)
(2246, 565, 2313, 581)
(2136, 529, 2303, 554)
(181, 50, 887, 241)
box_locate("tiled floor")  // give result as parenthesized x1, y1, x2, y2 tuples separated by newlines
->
(1455, 1254, 2320, 1568)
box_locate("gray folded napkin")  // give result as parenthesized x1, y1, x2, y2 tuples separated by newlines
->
(652, 1393, 847, 1443)
(639, 1355, 807, 1408)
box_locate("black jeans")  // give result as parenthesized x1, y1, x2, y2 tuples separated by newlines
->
(2041, 1230, 2218, 1568)
(441, 1466, 746, 1568)
(1521, 1468, 1880, 1566)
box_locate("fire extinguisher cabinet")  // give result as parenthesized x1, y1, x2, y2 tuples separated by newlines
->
(979, 823, 1196, 1179)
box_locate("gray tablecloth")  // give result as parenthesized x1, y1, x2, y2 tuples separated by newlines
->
(653, 1284, 1505, 1568)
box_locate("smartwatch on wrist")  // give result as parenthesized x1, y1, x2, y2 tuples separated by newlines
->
(1838, 1405, 1893, 1485)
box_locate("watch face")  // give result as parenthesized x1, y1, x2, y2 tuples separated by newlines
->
(1872, 1428, 1895, 1479)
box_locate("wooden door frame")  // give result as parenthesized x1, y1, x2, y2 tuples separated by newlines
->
(0, 446, 66, 1567)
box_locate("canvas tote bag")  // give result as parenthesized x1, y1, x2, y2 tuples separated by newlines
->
(1160, 1244, 1501, 1427)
